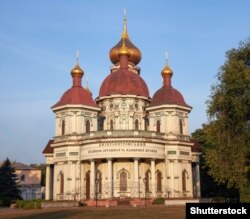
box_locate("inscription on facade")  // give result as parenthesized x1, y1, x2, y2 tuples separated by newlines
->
(99, 141, 145, 147)
(88, 148, 157, 154)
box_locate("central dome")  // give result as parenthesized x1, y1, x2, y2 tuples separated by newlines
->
(109, 15, 141, 65)
(99, 69, 149, 97)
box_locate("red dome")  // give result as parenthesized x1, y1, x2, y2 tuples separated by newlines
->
(99, 69, 149, 98)
(52, 86, 98, 108)
(150, 86, 190, 107)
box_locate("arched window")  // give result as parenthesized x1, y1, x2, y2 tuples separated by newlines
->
(61, 120, 65, 135)
(179, 119, 183, 135)
(120, 171, 127, 191)
(156, 120, 161, 133)
(182, 170, 188, 192)
(144, 117, 149, 131)
(86, 120, 90, 133)
(85, 171, 90, 199)
(145, 171, 150, 192)
(98, 117, 104, 131)
(96, 171, 102, 193)
(110, 120, 113, 131)
(156, 171, 162, 192)
(59, 172, 64, 194)
(135, 119, 139, 131)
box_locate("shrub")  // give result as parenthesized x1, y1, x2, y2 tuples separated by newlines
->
(16, 199, 42, 209)
(152, 197, 165, 205)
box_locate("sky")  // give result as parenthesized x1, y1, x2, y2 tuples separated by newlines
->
(0, 0, 249, 164)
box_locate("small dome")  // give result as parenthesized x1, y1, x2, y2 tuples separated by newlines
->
(150, 59, 190, 108)
(150, 86, 189, 107)
(71, 63, 84, 76)
(161, 64, 173, 76)
(52, 86, 98, 108)
(109, 16, 141, 65)
(52, 58, 98, 109)
(99, 69, 149, 98)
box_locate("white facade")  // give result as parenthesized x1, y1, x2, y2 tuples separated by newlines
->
(43, 18, 201, 203)
(44, 93, 201, 201)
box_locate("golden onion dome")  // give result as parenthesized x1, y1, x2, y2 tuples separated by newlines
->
(161, 51, 173, 76)
(161, 64, 173, 76)
(71, 52, 84, 77)
(109, 15, 142, 65)
(118, 39, 130, 57)
(71, 63, 84, 77)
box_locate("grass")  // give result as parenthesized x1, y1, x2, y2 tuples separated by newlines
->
(0, 205, 185, 219)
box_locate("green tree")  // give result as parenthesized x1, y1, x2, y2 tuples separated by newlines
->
(0, 158, 22, 206)
(205, 39, 250, 202)
(192, 126, 239, 201)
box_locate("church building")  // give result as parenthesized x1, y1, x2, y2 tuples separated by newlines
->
(43, 14, 201, 205)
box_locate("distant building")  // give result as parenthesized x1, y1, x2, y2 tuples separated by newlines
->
(12, 162, 43, 200)
(43, 14, 201, 204)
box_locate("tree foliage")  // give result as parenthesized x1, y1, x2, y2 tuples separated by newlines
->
(0, 158, 22, 206)
(204, 39, 250, 201)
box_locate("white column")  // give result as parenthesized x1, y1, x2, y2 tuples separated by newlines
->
(45, 165, 51, 200)
(107, 158, 113, 198)
(151, 159, 156, 197)
(196, 164, 201, 198)
(134, 158, 139, 197)
(72, 161, 76, 200)
(90, 160, 95, 199)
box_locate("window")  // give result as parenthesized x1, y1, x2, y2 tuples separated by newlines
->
(98, 117, 104, 131)
(144, 116, 149, 131)
(86, 120, 90, 133)
(96, 171, 102, 193)
(145, 171, 150, 192)
(59, 172, 64, 194)
(61, 120, 65, 135)
(182, 170, 188, 192)
(179, 119, 183, 135)
(120, 171, 127, 191)
(135, 119, 139, 131)
(156, 120, 161, 133)
(156, 171, 162, 192)
(85, 171, 90, 199)
(110, 119, 114, 131)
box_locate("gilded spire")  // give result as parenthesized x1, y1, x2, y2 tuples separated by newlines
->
(109, 10, 142, 65)
(161, 51, 173, 76)
(161, 52, 173, 87)
(71, 50, 84, 77)
(122, 8, 128, 38)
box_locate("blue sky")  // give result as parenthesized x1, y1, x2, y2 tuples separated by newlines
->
(0, 0, 249, 164)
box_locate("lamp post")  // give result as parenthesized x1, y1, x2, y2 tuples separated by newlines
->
(143, 178, 147, 207)
(95, 178, 99, 207)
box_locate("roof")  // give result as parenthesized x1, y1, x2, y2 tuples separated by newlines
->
(191, 140, 202, 153)
(12, 162, 35, 170)
(149, 86, 190, 108)
(52, 86, 99, 108)
(42, 139, 54, 154)
(99, 69, 149, 98)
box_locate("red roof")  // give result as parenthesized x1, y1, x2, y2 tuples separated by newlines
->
(99, 69, 149, 98)
(42, 140, 54, 154)
(52, 86, 98, 108)
(149, 86, 190, 107)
